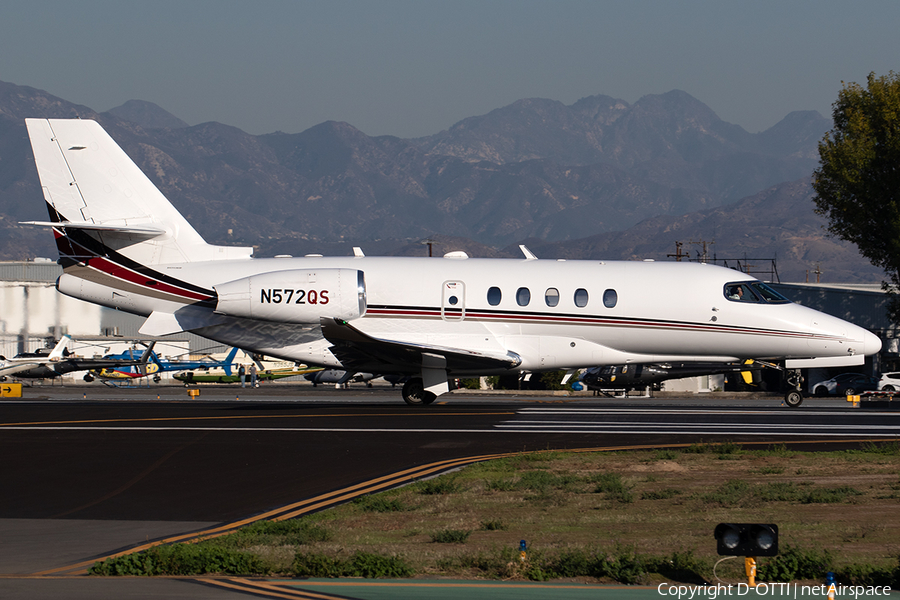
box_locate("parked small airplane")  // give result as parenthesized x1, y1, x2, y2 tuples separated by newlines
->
(0, 336, 70, 379)
(90, 346, 239, 383)
(304, 369, 376, 387)
(579, 360, 765, 392)
(23, 119, 882, 406)
(174, 355, 321, 384)
(0, 335, 151, 381)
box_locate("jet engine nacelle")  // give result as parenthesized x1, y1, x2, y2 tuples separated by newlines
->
(214, 268, 366, 324)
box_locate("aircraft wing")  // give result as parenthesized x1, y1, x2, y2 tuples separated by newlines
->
(320, 318, 521, 375)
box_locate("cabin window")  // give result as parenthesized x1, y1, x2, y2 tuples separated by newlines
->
(487, 286, 502, 306)
(574, 288, 589, 307)
(516, 287, 531, 306)
(603, 289, 617, 308)
(448, 295, 459, 305)
(545, 287, 559, 307)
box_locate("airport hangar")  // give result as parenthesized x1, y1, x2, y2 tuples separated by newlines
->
(1, 259, 896, 389)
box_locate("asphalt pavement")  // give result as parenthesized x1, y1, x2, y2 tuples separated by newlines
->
(1, 384, 896, 599)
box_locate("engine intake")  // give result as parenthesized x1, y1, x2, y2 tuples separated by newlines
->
(214, 269, 366, 324)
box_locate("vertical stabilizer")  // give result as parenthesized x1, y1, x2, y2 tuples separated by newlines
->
(25, 118, 252, 265)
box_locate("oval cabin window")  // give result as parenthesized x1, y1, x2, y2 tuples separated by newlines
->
(574, 288, 589, 307)
(545, 288, 560, 307)
(603, 289, 617, 308)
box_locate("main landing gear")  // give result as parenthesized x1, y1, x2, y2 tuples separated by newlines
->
(401, 377, 437, 406)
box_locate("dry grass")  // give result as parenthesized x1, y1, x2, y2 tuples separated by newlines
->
(288, 443, 900, 579)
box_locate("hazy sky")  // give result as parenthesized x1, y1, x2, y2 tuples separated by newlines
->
(2, 1, 897, 138)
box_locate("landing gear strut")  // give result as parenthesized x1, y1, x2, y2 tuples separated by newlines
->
(402, 377, 437, 406)
(784, 390, 803, 408)
(783, 369, 803, 408)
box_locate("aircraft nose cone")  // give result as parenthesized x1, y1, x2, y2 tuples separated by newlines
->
(864, 330, 883, 356)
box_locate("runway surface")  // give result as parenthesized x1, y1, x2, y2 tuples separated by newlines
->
(1, 385, 897, 598)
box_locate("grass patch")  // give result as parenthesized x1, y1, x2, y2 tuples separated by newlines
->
(592, 472, 634, 503)
(416, 477, 462, 495)
(208, 518, 332, 548)
(641, 488, 682, 500)
(89, 444, 900, 583)
(702, 480, 864, 506)
(480, 519, 508, 531)
(90, 544, 266, 576)
(858, 441, 900, 455)
(754, 465, 785, 475)
(430, 529, 471, 543)
(293, 551, 413, 578)
(353, 494, 410, 513)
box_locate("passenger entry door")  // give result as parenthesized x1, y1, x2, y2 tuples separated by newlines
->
(441, 281, 465, 321)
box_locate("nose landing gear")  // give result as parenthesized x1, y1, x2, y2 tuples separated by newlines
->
(783, 369, 803, 408)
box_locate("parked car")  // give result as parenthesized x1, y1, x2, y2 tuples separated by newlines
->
(810, 373, 879, 397)
(878, 372, 900, 391)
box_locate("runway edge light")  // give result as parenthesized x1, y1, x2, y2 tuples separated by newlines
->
(714, 523, 778, 557)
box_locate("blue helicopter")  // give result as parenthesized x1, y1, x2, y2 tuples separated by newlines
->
(86, 345, 239, 385)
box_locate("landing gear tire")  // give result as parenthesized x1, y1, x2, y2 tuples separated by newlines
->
(402, 378, 437, 406)
(83, 373, 94, 383)
(784, 390, 803, 408)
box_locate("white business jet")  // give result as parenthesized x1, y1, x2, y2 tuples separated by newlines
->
(22, 119, 881, 406)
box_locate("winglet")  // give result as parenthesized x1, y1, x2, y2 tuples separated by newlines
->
(519, 245, 538, 260)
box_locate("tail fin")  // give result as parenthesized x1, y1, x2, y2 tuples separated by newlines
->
(138, 341, 159, 376)
(23, 118, 252, 265)
(221, 347, 240, 376)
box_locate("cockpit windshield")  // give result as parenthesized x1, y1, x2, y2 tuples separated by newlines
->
(724, 281, 791, 304)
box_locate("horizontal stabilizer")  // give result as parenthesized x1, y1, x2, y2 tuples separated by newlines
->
(21, 220, 166, 237)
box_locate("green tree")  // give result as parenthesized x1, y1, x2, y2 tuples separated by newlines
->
(812, 71, 900, 319)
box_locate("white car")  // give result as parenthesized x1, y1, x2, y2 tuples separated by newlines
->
(878, 372, 900, 391)
(810, 373, 879, 397)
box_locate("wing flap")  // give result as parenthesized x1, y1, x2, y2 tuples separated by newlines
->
(320, 318, 521, 374)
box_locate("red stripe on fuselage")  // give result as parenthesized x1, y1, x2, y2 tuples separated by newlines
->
(52, 230, 214, 303)
(87, 256, 212, 302)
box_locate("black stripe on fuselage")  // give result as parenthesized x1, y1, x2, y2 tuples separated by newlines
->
(45, 202, 216, 303)
(365, 304, 827, 340)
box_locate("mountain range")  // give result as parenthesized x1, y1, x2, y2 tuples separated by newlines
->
(0, 79, 882, 283)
